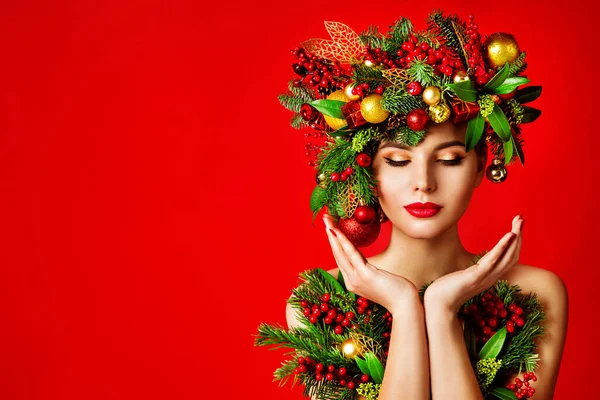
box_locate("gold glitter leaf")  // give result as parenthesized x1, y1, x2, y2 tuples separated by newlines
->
(381, 68, 411, 88)
(302, 21, 365, 64)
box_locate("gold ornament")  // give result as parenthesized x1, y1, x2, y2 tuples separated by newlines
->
(486, 158, 508, 183)
(340, 338, 363, 359)
(453, 70, 470, 83)
(428, 103, 451, 123)
(360, 94, 389, 124)
(483, 32, 520, 70)
(316, 172, 328, 189)
(364, 59, 375, 67)
(323, 90, 349, 130)
(344, 83, 361, 101)
(422, 86, 441, 106)
(301, 21, 365, 64)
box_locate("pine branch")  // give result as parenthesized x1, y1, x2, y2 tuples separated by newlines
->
(406, 59, 437, 87)
(427, 10, 469, 70)
(291, 113, 309, 129)
(381, 87, 425, 114)
(391, 126, 426, 147)
(352, 65, 387, 86)
(508, 52, 528, 77)
(278, 94, 304, 112)
(288, 79, 316, 103)
(413, 29, 441, 49)
(388, 16, 413, 44)
(358, 25, 385, 49)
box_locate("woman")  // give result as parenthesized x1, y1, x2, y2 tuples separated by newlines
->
(286, 119, 568, 399)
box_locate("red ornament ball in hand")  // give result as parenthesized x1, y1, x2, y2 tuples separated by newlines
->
(354, 205, 376, 224)
(337, 216, 381, 248)
(407, 108, 429, 131)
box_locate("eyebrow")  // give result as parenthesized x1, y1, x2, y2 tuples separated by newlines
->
(379, 140, 466, 151)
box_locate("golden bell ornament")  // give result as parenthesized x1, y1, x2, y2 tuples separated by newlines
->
(340, 338, 363, 359)
(486, 158, 508, 183)
(323, 90, 349, 130)
(453, 70, 470, 83)
(360, 94, 389, 124)
(316, 172, 328, 189)
(422, 86, 441, 106)
(428, 103, 451, 123)
(483, 32, 520, 70)
(344, 83, 361, 101)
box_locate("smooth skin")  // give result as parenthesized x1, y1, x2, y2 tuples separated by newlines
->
(286, 120, 568, 399)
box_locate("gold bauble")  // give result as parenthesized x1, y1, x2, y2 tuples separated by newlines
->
(428, 103, 451, 123)
(422, 86, 441, 106)
(323, 90, 349, 130)
(316, 172, 328, 189)
(486, 158, 508, 183)
(340, 338, 363, 359)
(483, 32, 520, 70)
(360, 94, 389, 124)
(453, 70, 470, 83)
(364, 59, 375, 67)
(344, 83, 361, 101)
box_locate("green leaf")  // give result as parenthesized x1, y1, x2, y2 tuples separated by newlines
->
(328, 126, 350, 137)
(447, 80, 477, 102)
(365, 352, 385, 384)
(494, 77, 531, 95)
(488, 387, 518, 400)
(513, 135, 525, 166)
(465, 113, 486, 152)
(310, 99, 346, 119)
(487, 103, 511, 142)
(309, 186, 327, 214)
(521, 106, 541, 123)
(315, 268, 345, 294)
(337, 271, 356, 300)
(484, 62, 511, 91)
(503, 137, 514, 164)
(463, 324, 477, 360)
(355, 355, 370, 376)
(514, 86, 542, 104)
(478, 327, 507, 360)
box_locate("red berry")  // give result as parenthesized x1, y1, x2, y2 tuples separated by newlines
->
(345, 166, 353, 175)
(324, 317, 333, 324)
(298, 357, 305, 364)
(484, 292, 493, 300)
(483, 326, 492, 335)
(327, 309, 337, 318)
(326, 373, 333, 381)
(499, 309, 508, 318)
(316, 363, 324, 371)
(341, 172, 348, 181)
(407, 81, 423, 95)
(322, 293, 331, 302)
(340, 379, 347, 386)
(309, 315, 317, 324)
(327, 364, 335, 372)
(356, 153, 372, 167)
(347, 381, 355, 389)
(339, 367, 347, 375)
(346, 311, 355, 320)
(330, 173, 340, 182)
(507, 325, 515, 333)
(320, 303, 329, 312)
(335, 314, 344, 323)
(361, 374, 370, 383)
(334, 325, 343, 334)
(357, 306, 366, 315)
(315, 373, 323, 381)
(515, 306, 523, 315)
(516, 318, 525, 327)
(342, 318, 350, 327)
(303, 308, 311, 317)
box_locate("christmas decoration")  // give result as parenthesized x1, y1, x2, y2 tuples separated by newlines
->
(337, 215, 381, 247)
(486, 158, 508, 183)
(360, 94, 389, 124)
(256, 258, 546, 400)
(483, 33, 521, 70)
(354, 204, 377, 224)
(278, 10, 542, 235)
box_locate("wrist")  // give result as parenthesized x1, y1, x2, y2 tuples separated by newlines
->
(388, 291, 423, 317)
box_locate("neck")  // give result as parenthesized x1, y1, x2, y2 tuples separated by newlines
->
(370, 223, 475, 288)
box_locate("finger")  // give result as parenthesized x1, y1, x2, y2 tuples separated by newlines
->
(323, 215, 355, 275)
(496, 217, 524, 271)
(325, 216, 368, 268)
(477, 231, 517, 270)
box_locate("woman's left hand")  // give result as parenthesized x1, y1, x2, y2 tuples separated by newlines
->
(424, 215, 524, 313)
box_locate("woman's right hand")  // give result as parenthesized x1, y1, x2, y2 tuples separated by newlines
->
(323, 214, 419, 315)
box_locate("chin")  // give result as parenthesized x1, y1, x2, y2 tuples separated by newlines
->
(389, 211, 459, 239)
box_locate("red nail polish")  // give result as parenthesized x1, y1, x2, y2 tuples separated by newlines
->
(329, 229, 337, 237)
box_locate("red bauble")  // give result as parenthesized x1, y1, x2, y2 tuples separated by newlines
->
(356, 153, 372, 167)
(406, 108, 429, 131)
(354, 205, 376, 224)
(336, 216, 381, 248)
(407, 81, 423, 95)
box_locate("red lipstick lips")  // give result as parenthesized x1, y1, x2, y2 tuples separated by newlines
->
(404, 202, 442, 218)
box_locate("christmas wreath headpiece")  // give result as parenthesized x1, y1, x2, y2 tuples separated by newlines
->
(279, 10, 542, 247)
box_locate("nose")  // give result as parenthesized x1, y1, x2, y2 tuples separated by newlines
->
(412, 161, 436, 193)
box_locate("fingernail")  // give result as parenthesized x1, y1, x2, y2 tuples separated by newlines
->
(329, 229, 337, 237)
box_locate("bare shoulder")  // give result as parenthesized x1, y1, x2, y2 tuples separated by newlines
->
(502, 263, 569, 398)
(285, 268, 341, 330)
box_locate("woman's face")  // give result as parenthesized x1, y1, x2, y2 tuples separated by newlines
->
(372, 120, 485, 239)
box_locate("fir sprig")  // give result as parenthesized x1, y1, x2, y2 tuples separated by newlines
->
(278, 94, 304, 113)
(391, 126, 426, 147)
(427, 10, 469, 70)
(381, 86, 426, 114)
(288, 79, 316, 103)
(352, 65, 387, 86)
(508, 52, 528, 77)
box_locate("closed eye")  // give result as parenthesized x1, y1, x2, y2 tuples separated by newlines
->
(384, 157, 466, 167)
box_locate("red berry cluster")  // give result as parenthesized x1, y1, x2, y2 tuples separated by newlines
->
(463, 14, 492, 86)
(293, 357, 369, 388)
(300, 294, 357, 334)
(350, 82, 385, 97)
(505, 372, 537, 399)
(290, 47, 352, 97)
(330, 166, 353, 183)
(460, 292, 527, 344)
(362, 36, 463, 78)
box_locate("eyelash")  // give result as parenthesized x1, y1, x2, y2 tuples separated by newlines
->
(383, 156, 466, 167)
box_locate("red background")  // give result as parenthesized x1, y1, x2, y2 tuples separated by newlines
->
(0, 0, 595, 399)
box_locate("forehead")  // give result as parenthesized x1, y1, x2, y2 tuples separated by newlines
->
(379, 121, 467, 151)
